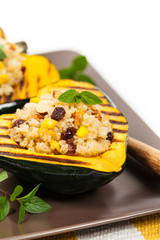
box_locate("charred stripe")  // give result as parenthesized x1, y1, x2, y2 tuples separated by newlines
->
(100, 103, 111, 107)
(0, 135, 10, 139)
(68, 86, 96, 91)
(0, 151, 90, 165)
(0, 126, 9, 130)
(110, 120, 128, 125)
(2, 118, 13, 121)
(0, 143, 24, 149)
(113, 129, 128, 133)
(113, 139, 125, 143)
(102, 111, 123, 116)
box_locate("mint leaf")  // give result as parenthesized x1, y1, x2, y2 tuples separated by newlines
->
(75, 94, 82, 104)
(76, 74, 96, 86)
(80, 91, 103, 105)
(0, 44, 6, 61)
(58, 89, 78, 103)
(59, 68, 74, 79)
(58, 89, 102, 105)
(25, 196, 52, 214)
(18, 204, 26, 224)
(0, 171, 8, 182)
(72, 56, 87, 71)
(59, 55, 96, 85)
(19, 184, 41, 203)
(10, 185, 23, 202)
(0, 197, 10, 222)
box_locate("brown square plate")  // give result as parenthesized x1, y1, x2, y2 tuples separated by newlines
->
(0, 50, 160, 240)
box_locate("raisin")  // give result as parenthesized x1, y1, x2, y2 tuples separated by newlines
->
(67, 139, 76, 154)
(106, 132, 113, 141)
(61, 127, 77, 140)
(21, 66, 26, 73)
(51, 107, 66, 121)
(12, 119, 25, 128)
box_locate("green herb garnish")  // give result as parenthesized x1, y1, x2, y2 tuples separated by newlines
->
(59, 55, 96, 86)
(0, 170, 52, 224)
(0, 44, 6, 61)
(58, 89, 102, 105)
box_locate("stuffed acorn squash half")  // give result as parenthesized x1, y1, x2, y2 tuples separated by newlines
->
(0, 80, 128, 195)
(0, 28, 59, 103)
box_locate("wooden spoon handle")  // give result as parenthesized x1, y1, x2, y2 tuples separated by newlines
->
(127, 137, 160, 175)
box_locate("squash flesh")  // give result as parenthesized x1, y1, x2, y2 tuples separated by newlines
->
(0, 80, 128, 173)
(0, 55, 60, 103)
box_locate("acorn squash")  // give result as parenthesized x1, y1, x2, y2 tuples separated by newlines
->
(0, 80, 128, 195)
(0, 28, 60, 103)
(0, 55, 60, 103)
(0, 28, 6, 40)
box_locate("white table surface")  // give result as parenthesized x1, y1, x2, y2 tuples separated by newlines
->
(1, 0, 160, 139)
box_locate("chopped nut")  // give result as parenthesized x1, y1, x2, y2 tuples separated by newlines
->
(30, 114, 44, 121)
(72, 109, 84, 126)
(72, 111, 81, 126)
(36, 100, 51, 115)
(91, 109, 102, 121)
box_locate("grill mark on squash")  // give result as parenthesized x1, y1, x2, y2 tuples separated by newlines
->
(67, 86, 96, 91)
(109, 120, 128, 125)
(113, 129, 128, 133)
(0, 143, 24, 149)
(100, 96, 107, 99)
(113, 139, 124, 143)
(100, 103, 111, 107)
(5, 94, 12, 103)
(2, 118, 14, 121)
(20, 78, 24, 90)
(101, 111, 123, 116)
(0, 126, 8, 130)
(0, 135, 10, 139)
(0, 151, 90, 165)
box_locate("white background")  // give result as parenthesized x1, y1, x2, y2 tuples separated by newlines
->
(1, 0, 160, 138)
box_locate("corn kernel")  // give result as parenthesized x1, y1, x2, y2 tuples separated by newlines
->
(76, 126, 89, 138)
(0, 61, 4, 71)
(30, 97, 40, 103)
(38, 128, 56, 136)
(8, 121, 12, 129)
(41, 118, 57, 129)
(0, 74, 9, 84)
(78, 109, 85, 116)
(50, 140, 60, 152)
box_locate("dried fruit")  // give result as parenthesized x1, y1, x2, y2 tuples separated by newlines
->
(51, 107, 65, 121)
(106, 132, 113, 142)
(67, 139, 76, 154)
(61, 127, 77, 140)
(12, 119, 25, 128)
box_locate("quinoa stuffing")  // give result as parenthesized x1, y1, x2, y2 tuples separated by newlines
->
(0, 37, 24, 97)
(9, 90, 113, 157)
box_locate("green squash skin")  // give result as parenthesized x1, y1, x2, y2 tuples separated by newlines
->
(0, 99, 29, 115)
(0, 155, 124, 195)
(0, 93, 127, 195)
